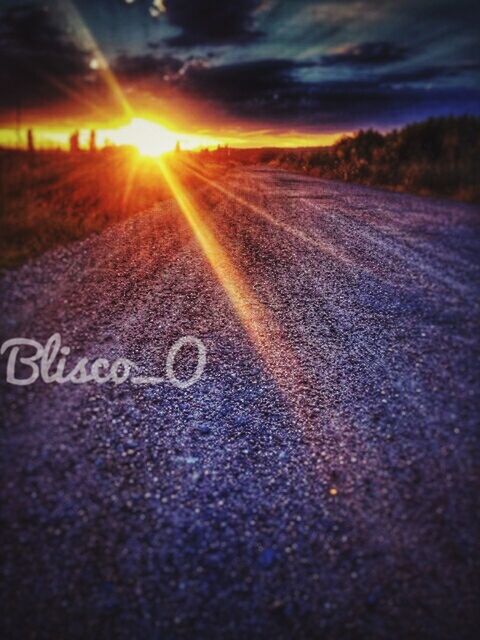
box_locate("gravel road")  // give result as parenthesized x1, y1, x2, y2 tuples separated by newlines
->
(1, 167, 479, 639)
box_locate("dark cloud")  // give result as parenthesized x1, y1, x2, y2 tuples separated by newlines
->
(179, 61, 398, 124)
(381, 62, 480, 85)
(207, 75, 480, 128)
(181, 58, 480, 127)
(115, 53, 182, 79)
(116, 53, 480, 127)
(1, 1, 479, 129)
(381, 66, 447, 84)
(0, 3, 92, 110)
(163, 0, 263, 45)
(0, 3, 89, 74)
(115, 55, 305, 110)
(321, 41, 410, 67)
(179, 59, 304, 103)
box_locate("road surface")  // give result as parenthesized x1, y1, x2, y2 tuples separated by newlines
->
(1, 167, 479, 639)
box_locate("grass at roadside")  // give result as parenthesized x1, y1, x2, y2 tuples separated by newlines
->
(0, 147, 221, 270)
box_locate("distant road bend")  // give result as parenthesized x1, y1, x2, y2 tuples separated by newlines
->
(1, 167, 479, 639)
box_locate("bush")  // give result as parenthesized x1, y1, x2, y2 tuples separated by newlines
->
(252, 116, 480, 203)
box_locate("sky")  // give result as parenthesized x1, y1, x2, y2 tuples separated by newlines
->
(0, 0, 479, 147)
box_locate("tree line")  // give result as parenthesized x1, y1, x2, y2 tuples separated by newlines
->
(231, 116, 480, 203)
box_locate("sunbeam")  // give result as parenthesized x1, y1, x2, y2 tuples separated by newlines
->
(157, 156, 317, 423)
(62, 0, 133, 119)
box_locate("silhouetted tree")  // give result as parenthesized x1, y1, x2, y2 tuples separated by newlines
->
(89, 129, 97, 152)
(69, 130, 80, 153)
(27, 129, 35, 153)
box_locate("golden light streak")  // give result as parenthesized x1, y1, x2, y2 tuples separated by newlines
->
(122, 152, 141, 213)
(60, 0, 132, 118)
(157, 156, 315, 422)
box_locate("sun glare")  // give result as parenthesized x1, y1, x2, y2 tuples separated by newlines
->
(113, 118, 180, 156)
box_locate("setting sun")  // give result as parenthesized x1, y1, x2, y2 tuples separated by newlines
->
(112, 118, 180, 156)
